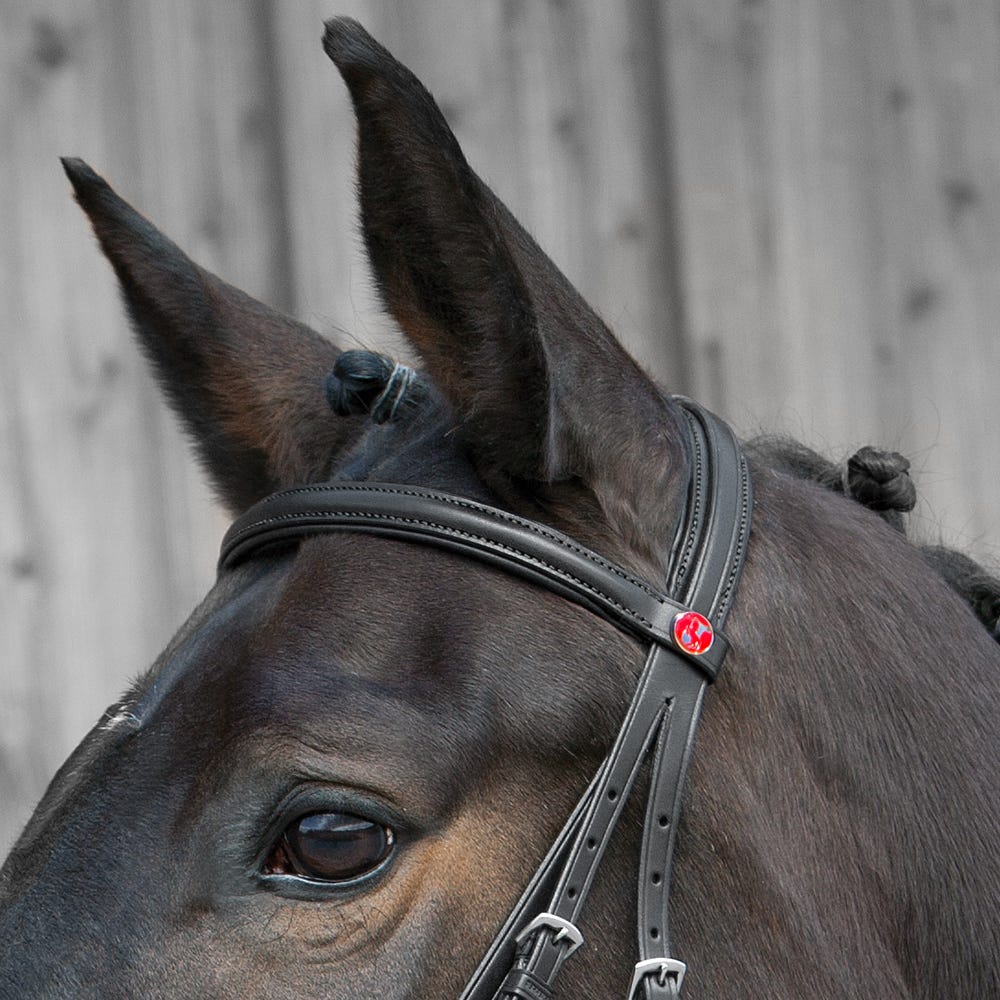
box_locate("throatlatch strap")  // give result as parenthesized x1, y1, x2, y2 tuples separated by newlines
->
(218, 398, 752, 1000)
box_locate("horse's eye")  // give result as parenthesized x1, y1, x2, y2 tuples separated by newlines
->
(267, 812, 394, 883)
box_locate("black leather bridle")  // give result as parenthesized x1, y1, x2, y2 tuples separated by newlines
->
(219, 398, 752, 1000)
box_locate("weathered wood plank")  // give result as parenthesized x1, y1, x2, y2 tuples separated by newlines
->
(2, 1, 997, 857)
(1, 0, 151, 854)
(267, 0, 396, 356)
(0, 0, 277, 850)
(659, 0, 999, 555)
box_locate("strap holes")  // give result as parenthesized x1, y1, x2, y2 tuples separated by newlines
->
(608, 789, 618, 801)
(567, 887, 577, 899)
(658, 814, 670, 828)
(651, 872, 662, 885)
(651, 927, 660, 940)
(586, 837, 596, 850)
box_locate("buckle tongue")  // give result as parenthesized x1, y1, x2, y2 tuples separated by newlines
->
(627, 958, 686, 998)
(514, 913, 584, 958)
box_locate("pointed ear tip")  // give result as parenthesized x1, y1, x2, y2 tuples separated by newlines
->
(60, 157, 111, 202)
(60, 158, 156, 253)
(61, 155, 94, 183)
(322, 17, 384, 75)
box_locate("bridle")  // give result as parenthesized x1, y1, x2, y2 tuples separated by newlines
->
(220, 399, 751, 998)
(219, 398, 752, 1000)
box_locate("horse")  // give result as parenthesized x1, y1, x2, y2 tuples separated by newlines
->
(1, 17, 997, 999)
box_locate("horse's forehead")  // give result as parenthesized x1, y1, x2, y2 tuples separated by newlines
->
(141, 533, 636, 809)
(240, 531, 633, 677)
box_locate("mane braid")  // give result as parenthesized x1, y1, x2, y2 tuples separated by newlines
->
(745, 435, 1000, 641)
(325, 349, 426, 424)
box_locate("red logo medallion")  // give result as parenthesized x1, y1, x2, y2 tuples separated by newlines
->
(672, 611, 714, 656)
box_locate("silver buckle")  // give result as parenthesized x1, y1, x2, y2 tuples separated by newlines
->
(514, 913, 584, 957)
(628, 958, 687, 998)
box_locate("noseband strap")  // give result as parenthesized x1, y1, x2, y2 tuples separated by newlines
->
(219, 399, 752, 999)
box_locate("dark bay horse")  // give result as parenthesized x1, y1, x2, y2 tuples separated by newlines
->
(1, 18, 997, 1000)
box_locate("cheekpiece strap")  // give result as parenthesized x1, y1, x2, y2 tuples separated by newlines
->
(481, 401, 750, 1000)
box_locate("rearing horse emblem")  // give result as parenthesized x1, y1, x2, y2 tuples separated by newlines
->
(672, 612, 715, 657)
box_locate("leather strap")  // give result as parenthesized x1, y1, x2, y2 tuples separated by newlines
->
(221, 482, 730, 679)
(490, 402, 750, 1000)
(496, 643, 690, 997)
(217, 398, 752, 999)
(457, 771, 602, 1000)
(633, 403, 751, 1000)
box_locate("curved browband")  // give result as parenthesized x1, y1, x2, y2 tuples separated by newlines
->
(218, 399, 752, 999)
(221, 484, 730, 678)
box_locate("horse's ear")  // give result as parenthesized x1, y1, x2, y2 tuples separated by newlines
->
(323, 19, 688, 566)
(62, 158, 354, 514)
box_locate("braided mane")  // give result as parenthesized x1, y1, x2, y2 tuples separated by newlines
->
(746, 436, 1000, 641)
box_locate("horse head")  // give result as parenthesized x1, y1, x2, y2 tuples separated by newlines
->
(1, 18, 996, 1000)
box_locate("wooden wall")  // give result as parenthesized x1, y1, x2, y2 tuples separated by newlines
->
(1, 0, 997, 852)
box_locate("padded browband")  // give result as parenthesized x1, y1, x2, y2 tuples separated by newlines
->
(220, 482, 730, 680)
